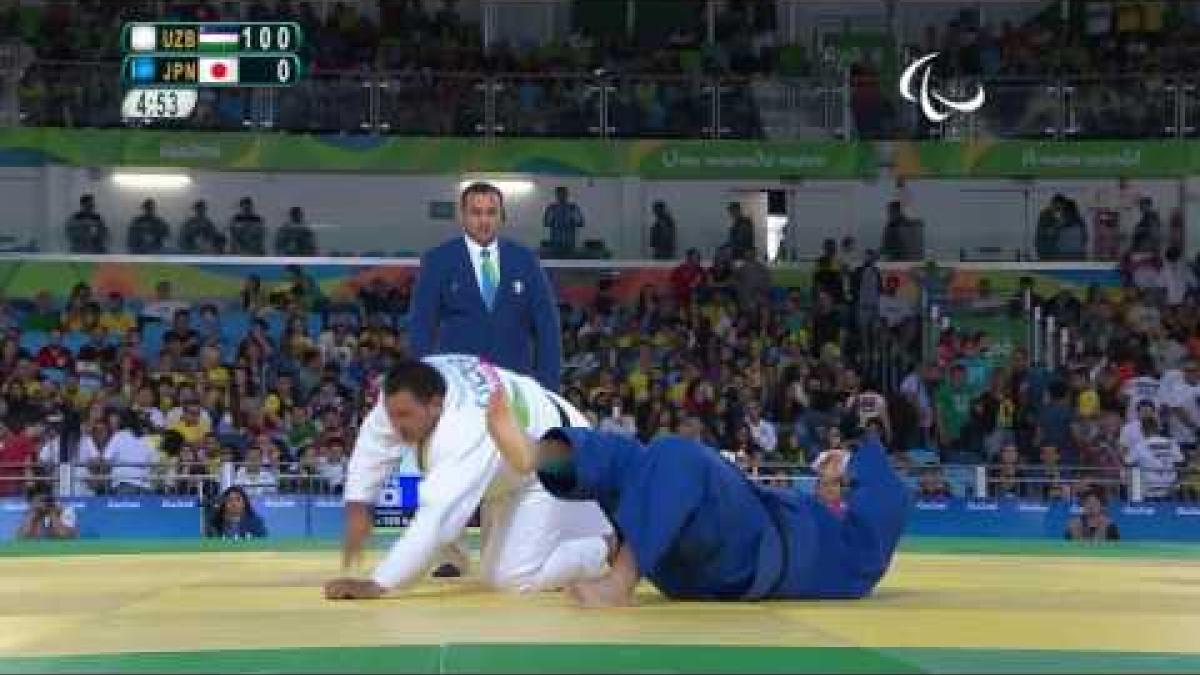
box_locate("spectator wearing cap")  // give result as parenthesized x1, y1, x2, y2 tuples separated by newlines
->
(126, 198, 170, 255)
(64, 193, 109, 254)
(179, 200, 226, 254)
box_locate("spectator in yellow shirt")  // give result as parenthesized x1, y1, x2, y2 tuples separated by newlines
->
(199, 345, 230, 389)
(168, 400, 211, 445)
(99, 292, 137, 334)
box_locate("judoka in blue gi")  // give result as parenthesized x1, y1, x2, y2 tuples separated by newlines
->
(485, 390, 909, 607)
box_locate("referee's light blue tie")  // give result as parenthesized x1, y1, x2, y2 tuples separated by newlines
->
(481, 248, 499, 311)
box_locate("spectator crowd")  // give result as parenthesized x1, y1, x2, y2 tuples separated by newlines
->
(0, 230, 1198, 517)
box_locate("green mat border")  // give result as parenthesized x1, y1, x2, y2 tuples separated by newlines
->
(2, 535, 1198, 559)
(1, 644, 1199, 674)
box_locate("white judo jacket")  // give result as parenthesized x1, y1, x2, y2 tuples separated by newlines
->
(344, 354, 601, 590)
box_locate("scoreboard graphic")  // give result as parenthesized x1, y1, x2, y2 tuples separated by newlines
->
(120, 22, 304, 120)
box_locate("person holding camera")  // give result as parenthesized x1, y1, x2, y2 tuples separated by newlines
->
(17, 483, 77, 540)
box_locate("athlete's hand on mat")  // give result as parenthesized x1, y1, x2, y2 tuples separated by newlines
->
(323, 578, 386, 600)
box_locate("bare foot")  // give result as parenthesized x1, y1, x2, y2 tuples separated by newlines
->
(565, 575, 634, 609)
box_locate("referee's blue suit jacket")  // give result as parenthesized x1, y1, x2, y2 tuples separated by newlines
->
(408, 236, 562, 390)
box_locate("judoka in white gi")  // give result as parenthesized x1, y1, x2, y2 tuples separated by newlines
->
(324, 354, 612, 599)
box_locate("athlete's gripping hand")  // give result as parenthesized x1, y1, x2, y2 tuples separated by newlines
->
(486, 389, 536, 475)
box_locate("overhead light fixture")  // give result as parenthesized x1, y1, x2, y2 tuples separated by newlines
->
(458, 177, 536, 196)
(111, 172, 193, 189)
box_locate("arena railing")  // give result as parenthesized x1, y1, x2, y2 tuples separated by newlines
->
(39, 460, 221, 499)
(664, 460, 1161, 504)
(0, 466, 56, 500)
(0, 459, 1168, 504)
(15, 61, 1200, 140)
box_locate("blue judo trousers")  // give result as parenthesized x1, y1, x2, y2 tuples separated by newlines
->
(539, 429, 909, 601)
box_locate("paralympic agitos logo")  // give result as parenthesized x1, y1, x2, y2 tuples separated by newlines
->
(899, 52, 985, 122)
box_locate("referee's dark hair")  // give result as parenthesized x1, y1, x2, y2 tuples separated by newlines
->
(459, 181, 505, 210)
(384, 360, 447, 403)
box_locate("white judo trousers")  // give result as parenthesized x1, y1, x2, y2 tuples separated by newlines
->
(344, 354, 612, 593)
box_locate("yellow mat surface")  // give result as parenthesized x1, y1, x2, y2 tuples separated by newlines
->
(2, 549, 1198, 660)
